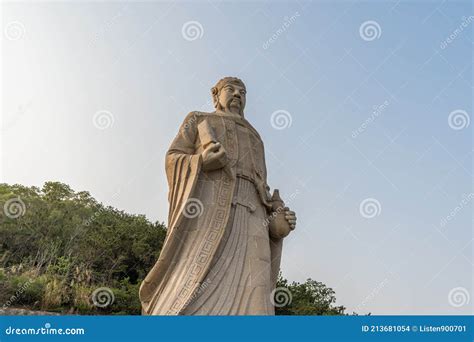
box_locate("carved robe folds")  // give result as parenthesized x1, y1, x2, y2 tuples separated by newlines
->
(139, 111, 283, 315)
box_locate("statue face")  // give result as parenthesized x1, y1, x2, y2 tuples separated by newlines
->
(216, 82, 246, 115)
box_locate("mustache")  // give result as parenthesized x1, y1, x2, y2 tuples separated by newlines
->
(226, 96, 241, 106)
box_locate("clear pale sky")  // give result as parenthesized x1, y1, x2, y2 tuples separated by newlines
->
(2, 0, 472, 314)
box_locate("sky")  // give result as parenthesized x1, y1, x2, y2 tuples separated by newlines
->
(1, 0, 472, 315)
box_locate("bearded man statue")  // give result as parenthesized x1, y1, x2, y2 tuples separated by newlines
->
(140, 77, 297, 315)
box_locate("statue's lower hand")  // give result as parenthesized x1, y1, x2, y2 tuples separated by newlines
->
(284, 207, 296, 231)
(202, 142, 228, 171)
(268, 204, 296, 239)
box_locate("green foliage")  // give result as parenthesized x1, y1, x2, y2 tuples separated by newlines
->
(0, 182, 166, 314)
(0, 273, 46, 309)
(0, 182, 166, 284)
(275, 276, 346, 315)
(0, 181, 347, 315)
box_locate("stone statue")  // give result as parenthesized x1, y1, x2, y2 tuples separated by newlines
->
(139, 77, 297, 315)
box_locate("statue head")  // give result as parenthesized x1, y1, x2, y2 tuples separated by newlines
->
(211, 77, 246, 116)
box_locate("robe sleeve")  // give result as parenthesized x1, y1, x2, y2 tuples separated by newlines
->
(165, 112, 203, 231)
(139, 112, 202, 312)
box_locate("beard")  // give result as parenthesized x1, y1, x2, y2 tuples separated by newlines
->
(216, 96, 244, 117)
(227, 97, 241, 112)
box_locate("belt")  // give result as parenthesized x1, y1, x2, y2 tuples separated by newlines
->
(231, 197, 257, 212)
(231, 177, 257, 213)
(236, 173, 255, 184)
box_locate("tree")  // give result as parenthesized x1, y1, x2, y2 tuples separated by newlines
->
(275, 276, 346, 315)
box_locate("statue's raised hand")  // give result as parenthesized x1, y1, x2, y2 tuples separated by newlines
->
(202, 142, 228, 171)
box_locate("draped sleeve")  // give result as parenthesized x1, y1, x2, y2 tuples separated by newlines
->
(165, 112, 203, 232)
(139, 112, 203, 313)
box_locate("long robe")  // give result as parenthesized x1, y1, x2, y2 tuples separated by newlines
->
(139, 111, 283, 315)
